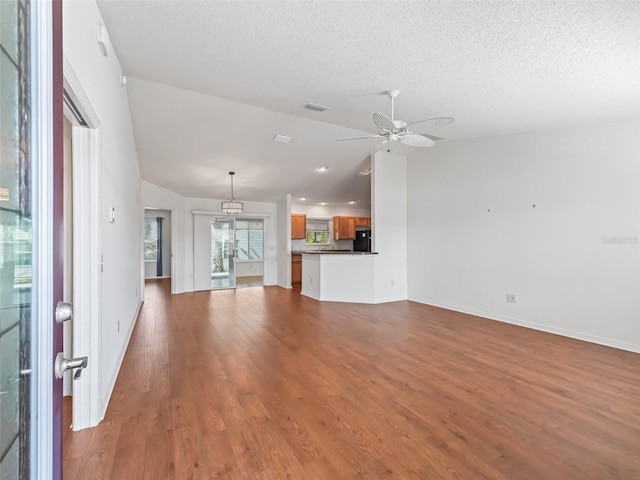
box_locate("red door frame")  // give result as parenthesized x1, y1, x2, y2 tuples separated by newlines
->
(52, 0, 64, 478)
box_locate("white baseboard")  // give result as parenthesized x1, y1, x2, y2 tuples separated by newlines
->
(300, 290, 320, 300)
(100, 300, 142, 419)
(409, 296, 640, 354)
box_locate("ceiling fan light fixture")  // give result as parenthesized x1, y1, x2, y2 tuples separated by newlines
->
(336, 90, 454, 149)
(221, 171, 243, 214)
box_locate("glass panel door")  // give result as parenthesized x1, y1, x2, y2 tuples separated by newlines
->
(1, 0, 32, 477)
(211, 218, 236, 289)
(235, 219, 264, 288)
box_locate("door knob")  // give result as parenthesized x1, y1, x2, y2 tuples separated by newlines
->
(54, 352, 88, 380)
(55, 301, 73, 324)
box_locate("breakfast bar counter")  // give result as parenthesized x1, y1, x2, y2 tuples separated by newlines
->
(300, 252, 378, 303)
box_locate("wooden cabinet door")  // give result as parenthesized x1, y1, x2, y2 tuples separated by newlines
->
(332, 216, 341, 239)
(333, 216, 356, 240)
(291, 214, 306, 239)
(345, 217, 356, 239)
(291, 257, 302, 286)
(354, 217, 371, 228)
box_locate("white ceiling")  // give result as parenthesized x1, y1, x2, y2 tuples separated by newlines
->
(96, 0, 640, 207)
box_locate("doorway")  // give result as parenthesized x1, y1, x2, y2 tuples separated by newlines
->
(210, 217, 265, 289)
(144, 209, 172, 285)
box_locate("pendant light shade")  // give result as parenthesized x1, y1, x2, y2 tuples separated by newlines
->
(221, 171, 243, 214)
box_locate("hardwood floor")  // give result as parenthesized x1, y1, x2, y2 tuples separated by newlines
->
(63, 279, 640, 479)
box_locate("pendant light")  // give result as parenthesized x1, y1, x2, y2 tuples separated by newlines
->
(221, 171, 243, 214)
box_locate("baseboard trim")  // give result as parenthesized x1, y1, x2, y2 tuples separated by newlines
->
(409, 296, 640, 354)
(100, 300, 142, 419)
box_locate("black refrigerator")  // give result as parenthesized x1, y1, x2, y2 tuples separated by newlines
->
(353, 229, 371, 252)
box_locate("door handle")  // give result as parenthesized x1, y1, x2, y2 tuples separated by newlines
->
(55, 301, 73, 324)
(54, 352, 88, 380)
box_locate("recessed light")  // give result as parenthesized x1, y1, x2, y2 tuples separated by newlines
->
(299, 197, 306, 201)
(304, 103, 331, 112)
(348, 201, 356, 205)
(319, 202, 327, 206)
(317, 166, 328, 172)
(273, 134, 292, 144)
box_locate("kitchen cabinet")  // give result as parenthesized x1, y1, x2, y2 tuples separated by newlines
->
(291, 214, 306, 239)
(354, 217, 371, 228)
(291, 255, 302, 286)
(332, 216, 356, 240)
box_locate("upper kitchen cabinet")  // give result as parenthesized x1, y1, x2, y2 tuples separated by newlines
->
(291, 214, 307, 239)
(354, 217, 371, 228)
(333, 216, 356, 240)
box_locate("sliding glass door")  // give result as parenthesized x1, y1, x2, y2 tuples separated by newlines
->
(211, 218, 235, 289)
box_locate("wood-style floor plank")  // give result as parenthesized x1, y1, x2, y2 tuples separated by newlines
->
(64, 279, 640, 479)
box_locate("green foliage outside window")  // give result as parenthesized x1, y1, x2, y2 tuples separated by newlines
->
(306, 231, 329, 244)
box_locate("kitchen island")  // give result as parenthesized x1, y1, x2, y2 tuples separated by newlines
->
(301, 251, 378, 303)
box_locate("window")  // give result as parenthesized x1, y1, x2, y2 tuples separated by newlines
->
(144, 219, 158, 261)
(236, 220, 263, 260)
(305, 219, 330, 244)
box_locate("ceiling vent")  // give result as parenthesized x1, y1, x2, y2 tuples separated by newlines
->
(273, 134, 292, 144)
(304, 103, 331, 112)
(355, 168, 371, 177)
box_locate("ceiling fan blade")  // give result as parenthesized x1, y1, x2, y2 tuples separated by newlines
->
(335, 134, 383, 141)
(373, 112, 396, 132)
(422, 133, 445, 141)
(401, 134, 435, 148)
(406, 116, 455, 132)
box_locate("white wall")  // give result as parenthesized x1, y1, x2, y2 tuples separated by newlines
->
(63, 0, 142, 414)
(290, 204, 371, 251)
(407, 119, 640, 352)
(144, 209, 171, 278)
(372, 152, 409, 303)
(276, 194, 291, 288)
(291, 204, 371, 218)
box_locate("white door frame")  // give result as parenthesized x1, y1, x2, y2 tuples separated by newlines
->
(31, 1, 54, 476)
(62, 56, 102, 430)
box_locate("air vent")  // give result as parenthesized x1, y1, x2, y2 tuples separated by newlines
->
(273, 134, 292, 144)
(304, 103, 331, 112)
(355, 168, 371, 177)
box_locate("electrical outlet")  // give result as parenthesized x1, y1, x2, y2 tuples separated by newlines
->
(506, 294, 517, 304)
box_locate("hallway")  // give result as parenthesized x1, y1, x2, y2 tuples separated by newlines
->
(63, 279, 640, 479)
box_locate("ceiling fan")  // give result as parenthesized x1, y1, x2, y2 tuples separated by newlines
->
(336, 90, 455, 148)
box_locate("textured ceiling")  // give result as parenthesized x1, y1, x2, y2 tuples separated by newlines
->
(96, 0, 640, 206)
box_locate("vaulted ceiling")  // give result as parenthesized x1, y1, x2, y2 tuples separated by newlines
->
(97, 0, 640, 207)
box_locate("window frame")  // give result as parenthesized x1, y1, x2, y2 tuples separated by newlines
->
(143, 218, 158, 262)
